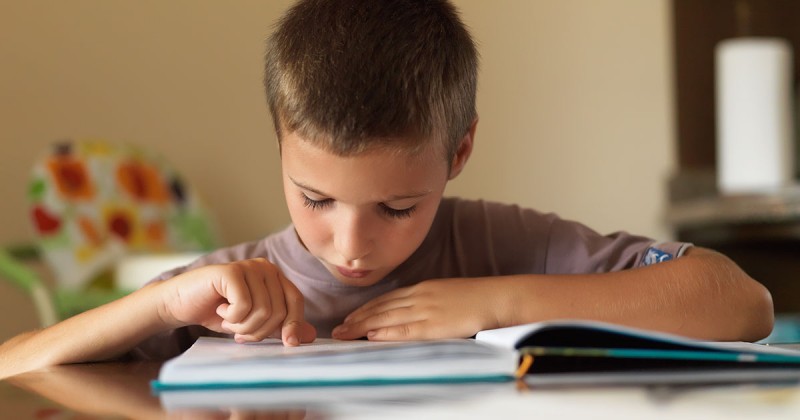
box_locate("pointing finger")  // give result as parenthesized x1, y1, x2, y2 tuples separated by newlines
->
(279, 271, 316, 346)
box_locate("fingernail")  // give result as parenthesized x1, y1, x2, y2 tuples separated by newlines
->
(367, 330, 376, 339)
(286, 335, 299, 346)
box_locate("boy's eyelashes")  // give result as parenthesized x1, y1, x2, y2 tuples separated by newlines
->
(300, 193, 416, 219)
(378, 203, 417, 219)
(301, 194, 333, 210)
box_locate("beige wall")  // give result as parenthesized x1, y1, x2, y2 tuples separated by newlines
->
(452, 1, 674, 240)
(0, 1, 674, 339)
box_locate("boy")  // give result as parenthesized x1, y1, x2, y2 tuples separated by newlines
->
(0, 0, 773, 376)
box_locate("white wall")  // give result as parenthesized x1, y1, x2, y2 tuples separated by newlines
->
(0, 1, 675, 339)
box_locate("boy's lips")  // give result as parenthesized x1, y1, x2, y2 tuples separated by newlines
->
(335, 266, 373, 278)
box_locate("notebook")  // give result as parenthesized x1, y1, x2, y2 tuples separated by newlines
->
(151, 319, 800, 392)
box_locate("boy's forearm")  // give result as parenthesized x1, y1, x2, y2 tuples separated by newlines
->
(497, 247, 773, 342)
(0, 283, 174, 379)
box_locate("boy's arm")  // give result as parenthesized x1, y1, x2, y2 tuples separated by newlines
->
(0, 258, 316, 379)
(0, 283, 172, 378)
(333, 247, 774, 342)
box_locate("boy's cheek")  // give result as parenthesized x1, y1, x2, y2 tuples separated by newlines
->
(294, 221, 328, 253)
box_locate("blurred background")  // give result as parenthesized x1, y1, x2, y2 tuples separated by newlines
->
(1, 1, 798, 342)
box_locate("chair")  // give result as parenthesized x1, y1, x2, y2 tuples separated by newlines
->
(0, 139, 219, 326)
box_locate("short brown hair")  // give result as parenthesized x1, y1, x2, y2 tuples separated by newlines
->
(265, 0, 478, 161)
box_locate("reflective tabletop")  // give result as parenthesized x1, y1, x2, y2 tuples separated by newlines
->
(5, 361, 800, 419)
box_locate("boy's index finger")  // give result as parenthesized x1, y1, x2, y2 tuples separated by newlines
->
(277, 271, 313, 346)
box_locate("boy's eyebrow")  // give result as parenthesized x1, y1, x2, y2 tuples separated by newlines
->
(289, 177, 432, 201)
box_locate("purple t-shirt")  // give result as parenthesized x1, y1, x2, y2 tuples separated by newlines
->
(130, 197, 691, 360)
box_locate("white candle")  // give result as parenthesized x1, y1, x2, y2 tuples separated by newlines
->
(715, 37, 794, 194)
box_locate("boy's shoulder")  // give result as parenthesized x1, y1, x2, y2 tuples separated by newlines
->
(439, 196, 557, 245)
(150, 226, 297, 283)
(441, 196, 557, 226)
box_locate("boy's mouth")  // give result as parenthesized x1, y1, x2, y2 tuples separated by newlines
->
(335, 266, 373, 279)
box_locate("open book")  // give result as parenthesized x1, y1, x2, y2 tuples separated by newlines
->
(152, 320, 800, 392)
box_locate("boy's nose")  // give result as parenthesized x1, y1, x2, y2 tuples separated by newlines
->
(334, 212, 373, 263)
(335, 235, 372, 264)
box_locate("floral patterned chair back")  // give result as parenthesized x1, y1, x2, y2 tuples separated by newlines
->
(27, 139, 218, 301)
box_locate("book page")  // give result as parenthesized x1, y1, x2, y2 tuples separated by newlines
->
(181, 338, 401, 362)
(707, 341, 800, 356)
(175, 337, 504, 367)
(476, 320, 800, 362)
(156, 337, 519, 387)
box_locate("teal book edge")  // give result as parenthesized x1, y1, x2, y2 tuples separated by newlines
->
(522, 346, 800, 364)
(152, 320, 800, 393)
(151, 374, 514, 392)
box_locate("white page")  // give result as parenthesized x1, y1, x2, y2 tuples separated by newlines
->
(157, 337, 518, 385)
(175, 338, 410, 364)
(476, 319, 800, 358)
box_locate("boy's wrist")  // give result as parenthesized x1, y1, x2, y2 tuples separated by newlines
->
(492, 275, 536, 329)
(141, 281, 184, 331)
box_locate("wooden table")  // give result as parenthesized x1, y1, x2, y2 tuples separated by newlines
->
(6, 360, 800, 419)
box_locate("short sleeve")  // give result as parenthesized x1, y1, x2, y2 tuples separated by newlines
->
(545, 216, 692, 274)
(445, 198, 691, 277)
(148, 237, 274, 283)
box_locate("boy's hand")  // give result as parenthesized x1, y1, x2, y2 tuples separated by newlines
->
(331, 278, 506, 341)
(159, 258, 316, 346)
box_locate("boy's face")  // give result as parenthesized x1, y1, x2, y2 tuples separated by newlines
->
(280, 132, 451, 287)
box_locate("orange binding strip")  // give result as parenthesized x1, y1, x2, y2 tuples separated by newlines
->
(515, 353, 534, 391)
(515, 353, 534, 379)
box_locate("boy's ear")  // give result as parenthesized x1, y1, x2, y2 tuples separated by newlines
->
(448, 116, 478, 180)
